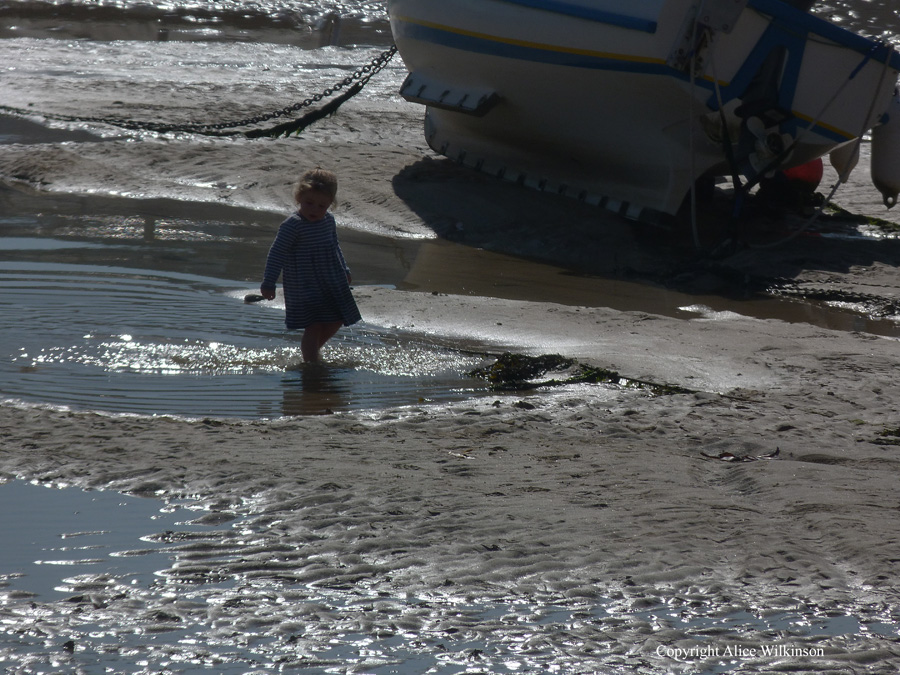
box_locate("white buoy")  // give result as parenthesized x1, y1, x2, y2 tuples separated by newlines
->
(829, 140, 859, 183)
(871, 90, 900, 208)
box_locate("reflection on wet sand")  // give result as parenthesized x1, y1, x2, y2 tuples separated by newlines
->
(0, 6, 392, 47)
(402, 239, 900, 337)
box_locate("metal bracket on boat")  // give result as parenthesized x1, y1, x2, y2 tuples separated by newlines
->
(667, 0, 749, 73)
(400, 73, 500, 116)
(697, 0, 748, 33)
(745, 116, 795, 175)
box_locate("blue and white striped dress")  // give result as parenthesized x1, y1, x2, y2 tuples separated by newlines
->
(261, 212, 362, 330)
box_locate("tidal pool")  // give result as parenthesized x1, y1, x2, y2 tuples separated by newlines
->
(0, 201, 490, 418)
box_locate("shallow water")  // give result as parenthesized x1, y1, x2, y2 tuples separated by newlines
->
(0, 479, 218, 602)
(0, 200, 490, 417)
(1, 479, 897, 675)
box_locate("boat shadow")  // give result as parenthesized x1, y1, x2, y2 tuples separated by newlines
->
(391, 157, 900, 300)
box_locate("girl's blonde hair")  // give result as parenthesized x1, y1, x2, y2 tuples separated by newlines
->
(294, 168, 338, 203)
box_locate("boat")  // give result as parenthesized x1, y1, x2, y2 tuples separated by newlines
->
(387, 0, 900, 223)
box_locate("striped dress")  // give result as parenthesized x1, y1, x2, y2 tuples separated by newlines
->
(261, 212, 362, 330)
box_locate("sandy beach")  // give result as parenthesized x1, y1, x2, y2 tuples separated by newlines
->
(2, 24, 900, 673)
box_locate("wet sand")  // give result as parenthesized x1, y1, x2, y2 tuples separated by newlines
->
(2, 32, 900, 673)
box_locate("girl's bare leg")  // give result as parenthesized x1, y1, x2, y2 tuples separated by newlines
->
(301, 321, 344, 362)
(301, 326, 321, 362)
(317, 321, 343, 350)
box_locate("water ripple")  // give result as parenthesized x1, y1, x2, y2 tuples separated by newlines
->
(0, 262, 488, 418)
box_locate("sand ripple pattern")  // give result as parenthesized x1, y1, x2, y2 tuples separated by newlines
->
(1, 398, 900, 674)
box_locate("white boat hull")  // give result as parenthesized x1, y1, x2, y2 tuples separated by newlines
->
(389, 0, 900, 220)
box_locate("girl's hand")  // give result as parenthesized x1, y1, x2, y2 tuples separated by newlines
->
(346, 272, 353, 285)
(261, 286, 276, 300)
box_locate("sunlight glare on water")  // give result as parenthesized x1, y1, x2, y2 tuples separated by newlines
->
(0, 264, 489, 417)
(0, 206, 490, 418)
(1, 480, 896, 675)
(14, 324, 483, 383)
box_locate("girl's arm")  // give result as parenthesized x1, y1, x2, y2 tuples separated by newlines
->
(332, 219, 351, 278)
(335, 242, 352, 284)
(261, 219, 297, 297)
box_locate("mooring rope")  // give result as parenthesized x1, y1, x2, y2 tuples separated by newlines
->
(0, 45, 397, 138)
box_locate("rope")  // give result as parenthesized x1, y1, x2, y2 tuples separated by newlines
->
(688, 22, 743, 252)
(0, 45, 397, 138)
(688, 22, 701, 251)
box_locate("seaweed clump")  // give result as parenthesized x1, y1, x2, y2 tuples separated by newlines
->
(825, 201, 900, 234)
(470, 352, 692, 395)
(873, 426, 900, 446)
(470, 353, 574, 390)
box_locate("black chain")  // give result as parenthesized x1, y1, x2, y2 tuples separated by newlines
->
(0, 45, 397, 136)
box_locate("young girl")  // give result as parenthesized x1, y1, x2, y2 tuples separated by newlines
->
(260, 168, 361, 362)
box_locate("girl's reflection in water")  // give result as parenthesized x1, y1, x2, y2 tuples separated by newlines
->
(281, 363, 350, 416)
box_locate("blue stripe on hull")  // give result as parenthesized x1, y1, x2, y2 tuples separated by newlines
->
(396, 20, 681, 79)
(394, 13, 895, 144)
(495, 0, 658, 33)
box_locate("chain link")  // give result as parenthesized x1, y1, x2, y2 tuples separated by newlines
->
(0, 45, 397, 136)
